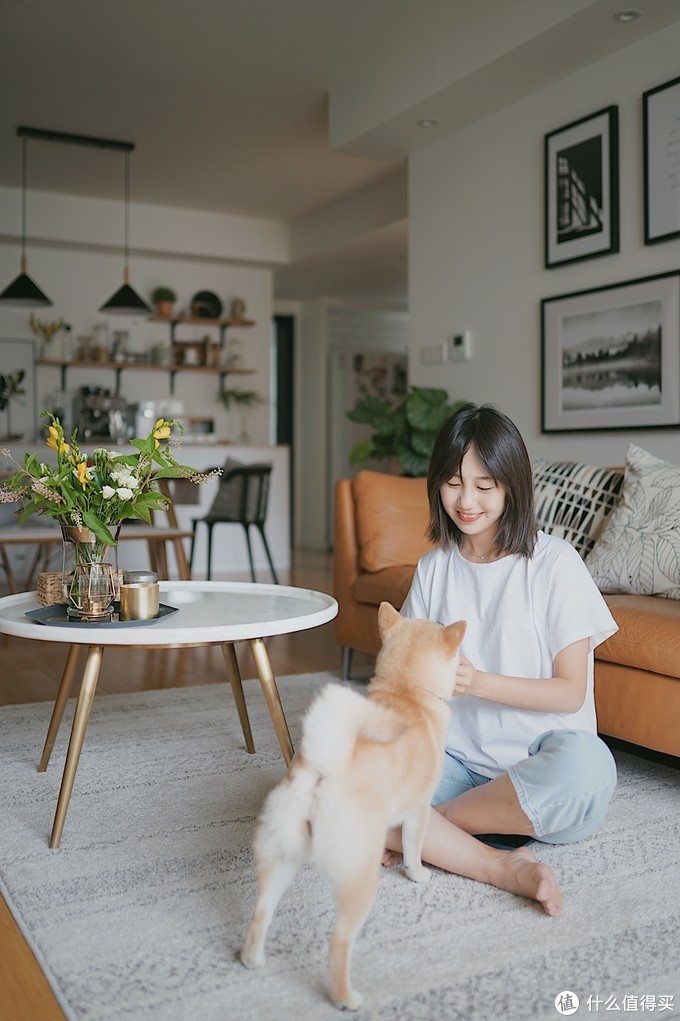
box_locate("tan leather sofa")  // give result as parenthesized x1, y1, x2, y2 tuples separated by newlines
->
(333, 470, 680, 758)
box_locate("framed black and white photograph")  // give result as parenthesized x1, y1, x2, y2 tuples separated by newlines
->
(644, 74, 680, 245)
(544, 106, 619, 268)
(0, 338, 36, 443)
(541, 271, 680, 432)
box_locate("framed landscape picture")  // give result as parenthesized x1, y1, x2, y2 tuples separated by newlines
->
(644, 74, 680, 245)
(541, 271, 680, 432)
(544, 106, 619, 268)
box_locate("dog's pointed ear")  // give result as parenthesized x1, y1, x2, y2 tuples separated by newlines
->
(378, 602, 401, 635)
(443, 619, 466, 651)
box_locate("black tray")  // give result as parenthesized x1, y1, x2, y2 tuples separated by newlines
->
(25, 603, 179, 628)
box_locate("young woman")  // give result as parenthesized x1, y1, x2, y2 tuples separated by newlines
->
(385, 403, 618, 915)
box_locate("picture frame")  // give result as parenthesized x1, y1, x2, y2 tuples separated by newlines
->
(544, 106, 619, 268)
(541, 271, 680, 433)
(643, 74, 680, 245)
(0, 338, 36, 443)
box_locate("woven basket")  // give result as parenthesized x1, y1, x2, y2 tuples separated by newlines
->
(37, 571, 124, 607)
(37, 572, 66, 606)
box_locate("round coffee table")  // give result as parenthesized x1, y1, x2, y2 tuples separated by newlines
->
(0, 581, 338, 847)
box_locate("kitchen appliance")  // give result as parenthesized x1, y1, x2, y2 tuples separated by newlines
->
(132, 398, 184, 438)
(72, 386, 131, 443)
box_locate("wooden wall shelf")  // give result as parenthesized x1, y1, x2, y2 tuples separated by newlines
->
(37, 359, 255, 396)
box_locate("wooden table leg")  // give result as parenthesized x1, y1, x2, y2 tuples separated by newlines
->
(38, 644, 81, 772)
(248, 637, 294, 766)
(49, 645, 104, 849)
(0, 543, 17, 594)
(222, 644, 255, 754)
(172, 536, 191, 580)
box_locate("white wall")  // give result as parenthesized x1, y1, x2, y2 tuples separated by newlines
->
(0, 192, 280, 446)
(295, 299, 409, 550)
(409, 21, 680, 466)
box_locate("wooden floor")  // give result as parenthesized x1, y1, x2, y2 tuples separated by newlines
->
(0, 548, 374, 1021)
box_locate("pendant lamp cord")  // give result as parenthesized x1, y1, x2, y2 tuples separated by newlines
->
(123, 150, 130, 285)
(20, 135, 27, 268)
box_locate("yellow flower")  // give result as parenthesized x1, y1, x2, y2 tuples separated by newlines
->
(46, 433, 70, 454)
(76, 461, 89, 489)
(153, 420, 171, 448)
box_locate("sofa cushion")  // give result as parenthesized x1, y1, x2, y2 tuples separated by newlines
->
(352, 565, 416, 609)
(598, 594, 680, 679)
(353, 471, 432, 573)
(533, 460, 623, 559)
(587, 445, 680, 599)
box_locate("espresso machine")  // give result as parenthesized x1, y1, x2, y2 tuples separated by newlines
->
(72, 386, 132, 443)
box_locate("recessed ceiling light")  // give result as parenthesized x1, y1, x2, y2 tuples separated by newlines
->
(417, 118, 438, 129)
(613, 9, 642, 22)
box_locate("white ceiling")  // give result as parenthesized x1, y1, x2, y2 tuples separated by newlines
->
(2, 0, 678, 304)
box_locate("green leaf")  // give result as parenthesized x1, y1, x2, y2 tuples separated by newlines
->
(346, 396, 394, 425)
(348, 439, 375, 467)
(395, 442, 430, 477)
(81, 511, 117, 546)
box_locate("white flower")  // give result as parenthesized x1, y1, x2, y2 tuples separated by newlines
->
(102, 486, 116, 499)
(111, 468, 138, 489)
(116, 487, 134, 501)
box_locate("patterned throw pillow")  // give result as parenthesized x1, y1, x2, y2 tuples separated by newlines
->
(533, 460, 624, 559)
(586, 445, 680, 599)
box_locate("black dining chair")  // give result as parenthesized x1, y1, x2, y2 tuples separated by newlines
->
(189, 461, 279, 584)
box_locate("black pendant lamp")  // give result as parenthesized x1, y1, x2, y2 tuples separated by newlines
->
(99, 147, 151, 315)
(0, 133, 53, 307)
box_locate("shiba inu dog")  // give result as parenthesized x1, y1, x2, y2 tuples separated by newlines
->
(240, 602, 466, 1010)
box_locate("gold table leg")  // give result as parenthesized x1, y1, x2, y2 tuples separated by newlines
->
(49, 644, 104, 849)
(222, 643, 255, 754)
(248, 637, 294, 766)
(38, 644, 81, 772)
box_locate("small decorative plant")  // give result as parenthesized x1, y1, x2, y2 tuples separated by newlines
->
(0, 370, 26, 441)
(219, 388, 265, 443)
(151, 286, 177, 317)
(347, 386, 467, 477)
(30, 315, 72, 358)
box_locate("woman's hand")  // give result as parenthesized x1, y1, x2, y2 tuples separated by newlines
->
(454, 655, 480, 696)
(451, 638, 590, 712)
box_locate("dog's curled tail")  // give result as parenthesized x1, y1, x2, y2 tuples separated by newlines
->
(300, 683, 404, 777)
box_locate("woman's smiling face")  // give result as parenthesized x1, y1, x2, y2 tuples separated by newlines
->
(439, 444, 507, 544)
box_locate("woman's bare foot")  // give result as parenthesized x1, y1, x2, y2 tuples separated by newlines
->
(381, 848, 402, 867)
(496, 846, 563, 916)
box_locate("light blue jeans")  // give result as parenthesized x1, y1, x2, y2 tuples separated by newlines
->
(431, 730, 617, 844)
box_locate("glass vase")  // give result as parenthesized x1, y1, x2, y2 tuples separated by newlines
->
(61, 524, 120, 621)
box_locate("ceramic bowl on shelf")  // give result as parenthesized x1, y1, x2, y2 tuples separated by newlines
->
(190, 290, 222, 318)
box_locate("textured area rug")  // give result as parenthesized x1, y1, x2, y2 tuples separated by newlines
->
(1, 674, 679, 1021)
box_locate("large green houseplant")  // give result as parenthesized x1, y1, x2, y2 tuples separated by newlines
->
(347, 386, 467, 477)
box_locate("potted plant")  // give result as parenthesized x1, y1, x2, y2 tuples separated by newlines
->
(151, 286, 177, 318)
(0, 370, 26, 441)
(347, 386, 467, 477)
(219, 388, 265, 443)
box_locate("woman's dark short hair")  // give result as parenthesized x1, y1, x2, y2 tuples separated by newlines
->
(427, 403, 537, 558)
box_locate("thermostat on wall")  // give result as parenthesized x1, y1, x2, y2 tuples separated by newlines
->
(448, 331, 473, 362)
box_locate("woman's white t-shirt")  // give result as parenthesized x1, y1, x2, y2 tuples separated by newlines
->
(400, 531, 618, 778)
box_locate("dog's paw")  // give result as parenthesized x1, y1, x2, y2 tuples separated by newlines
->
(332, 989, 363, 1011)
(240, 945, 266, 969)
(405, 863, 430, 883)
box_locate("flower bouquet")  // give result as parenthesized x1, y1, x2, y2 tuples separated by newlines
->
(1, 414, 218, 618)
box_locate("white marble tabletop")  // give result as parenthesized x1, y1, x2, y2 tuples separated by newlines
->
(0, 580, 338, 646)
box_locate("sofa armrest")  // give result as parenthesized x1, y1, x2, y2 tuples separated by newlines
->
(333, 478, 359, 609)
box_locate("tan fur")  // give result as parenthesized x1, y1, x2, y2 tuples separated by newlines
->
(240, 602, 466, 1011)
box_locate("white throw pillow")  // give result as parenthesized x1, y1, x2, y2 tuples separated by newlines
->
(586, 445, 680, 599)
(533, 460, 623, 559)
